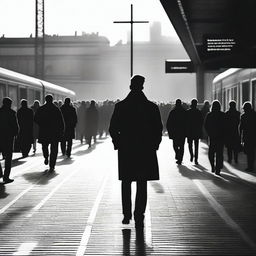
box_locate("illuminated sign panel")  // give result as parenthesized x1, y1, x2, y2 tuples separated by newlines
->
(165, 60, 194, 73)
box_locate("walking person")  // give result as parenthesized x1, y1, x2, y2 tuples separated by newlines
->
(76, 101, 87, 144)
(239, 102, 256, 172)
(17, 99, 34, 158)
(34, 94, 64, 172)
(31, 100, 40, 153)
(166, 99, 187, 165)
(186, 99, 203, 165)
(109, 75, 162, 228)
(60, 98, 77, 158)
(204, 100, 225, 175)
(0, 97, 19, 183)
(85, 100, 99, 148)
(200, 100, 210, 142)
(224, 101, 240, 164)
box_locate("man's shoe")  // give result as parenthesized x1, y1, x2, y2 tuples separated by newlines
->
(44, 158, 49, 165)
(122, 217, 131, 224)
(195, 160, 199, 165)
(49, 167, 55, 172)
(3, 178, 14, 184)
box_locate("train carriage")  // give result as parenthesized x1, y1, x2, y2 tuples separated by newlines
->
(213, 68, 256, 111)
(0, 67, 75, 110)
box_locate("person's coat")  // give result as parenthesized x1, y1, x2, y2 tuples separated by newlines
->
(85, 105, 99, 138)
(109, 90, 163, 181)
(186, 108, 203, 139)
(166, 106, 187, 142)
(224, 109, 240, 149)
(17, 106, 34, 147)
(0, 106, 19, 152)
(60, 104, 77, 140)
(34, 102, 64, 143)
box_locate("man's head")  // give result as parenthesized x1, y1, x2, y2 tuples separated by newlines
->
(130, 75, 145, 91)
(64, 97, 71, 105)
(45, 94, 53, 103)
(191, 98, 198, 108)
(21, 99, 28, 108)
(2, 97, 12, 108)
(175, 99, 182, 106)
(243, 101, 252, 112)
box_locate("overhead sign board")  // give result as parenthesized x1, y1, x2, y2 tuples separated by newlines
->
(165, 59, 194, 73)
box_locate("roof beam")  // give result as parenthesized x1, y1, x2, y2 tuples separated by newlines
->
(160, 0, 201, 65)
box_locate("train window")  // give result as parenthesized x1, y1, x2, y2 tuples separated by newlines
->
(0, 83, 6, 104)
(252, 80, 256, 109)
(242, 81, 250, 104)
(28, 89, 34, 106)
(35, 90, 41, 102)
(19, 87, 28, 101)
(8, 85, 18, 111)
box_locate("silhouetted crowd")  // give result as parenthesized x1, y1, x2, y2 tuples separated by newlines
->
(0, 95, 256, 184)
(0, 96, 115, 183)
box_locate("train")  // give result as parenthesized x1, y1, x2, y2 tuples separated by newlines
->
(212, 68, 256, 112)
(0, 67, 76, 110)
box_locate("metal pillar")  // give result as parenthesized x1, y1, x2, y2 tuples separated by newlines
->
(35, 0, 45, 79)
(196, 65, 205, 103)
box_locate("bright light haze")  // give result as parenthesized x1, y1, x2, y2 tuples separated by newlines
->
(0, 0, 178, 45)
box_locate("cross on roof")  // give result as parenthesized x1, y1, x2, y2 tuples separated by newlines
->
(114, 4, 149, 77)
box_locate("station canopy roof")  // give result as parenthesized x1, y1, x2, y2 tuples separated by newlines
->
(160, 0, 256, 69)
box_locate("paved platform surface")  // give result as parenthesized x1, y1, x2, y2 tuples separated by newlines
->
(1, 136, 256, 255)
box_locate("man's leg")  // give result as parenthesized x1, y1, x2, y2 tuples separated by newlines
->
(194, 139, 199, 164)
(188, 138, 193, 162)
(134, 181, 147, 227)
(49, 141, 59, 170)
(121, 180, 132, 222)
(66, 139, 73, 157)
(60, 140, 66, 156)
(3, 150, 13, 182)
(42, 143, 49, 165)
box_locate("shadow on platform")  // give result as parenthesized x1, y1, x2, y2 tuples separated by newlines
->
(22, 170, 58, 185)
(0, 184, 9, 199)
(122, 228, 152, 256)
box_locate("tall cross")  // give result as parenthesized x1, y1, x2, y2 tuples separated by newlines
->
(114, 4, 149, 77)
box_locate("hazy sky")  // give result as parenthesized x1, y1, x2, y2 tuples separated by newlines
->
(0, 0, 178, 45)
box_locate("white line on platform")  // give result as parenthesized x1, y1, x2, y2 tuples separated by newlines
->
(76, 175, 108, 256)
(13, 242, 37, 255)
(0, 184, 36, 215)
(26, 167, 81, 218)
(194, 179, 256, 252)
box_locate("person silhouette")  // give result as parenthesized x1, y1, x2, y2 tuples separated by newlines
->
(17, 99, 34, 157)
(60, 98, 77, 158)
(166, 99, 187, 165)
(224, 100, 240, 164)
(34, 94, 64, 172)
(186, 99, 203, 165)
(0, 97, 19, 183)
(109, 75, 162, 228)
(204, 100, 225, 175)
(239, 101, 256, 172)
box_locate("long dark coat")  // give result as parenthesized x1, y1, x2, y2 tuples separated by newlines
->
(239, 110, 256, 153)
(17, 106, 34, 146)
(34, 102, 64, 143)
(224, 109, 240, 149)
(109, 91, 163, 181)
(0, 106, 19, 152)
(60, 103, 77, 139)
(186, 108, 203, 139)
(76, 103, 87, 136)
(85, 105, 99, 138)
(166, 106, 187, 142)
(204, 111, 225, 141)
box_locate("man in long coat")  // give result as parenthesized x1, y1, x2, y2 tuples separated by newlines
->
(34, 94, 64, 171)
(109, 75, 162, 228)
(239, 102, 256, 172)
(186, 98, 203, 165)
(166, 99, 187, 165)
(17, 99, 34, 157)
(85, 100, 99, 148)
(60, 98, 77, 158)
(0, 97, 19, 183)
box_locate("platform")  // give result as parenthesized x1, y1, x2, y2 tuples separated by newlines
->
(0, 136, 256, 255)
